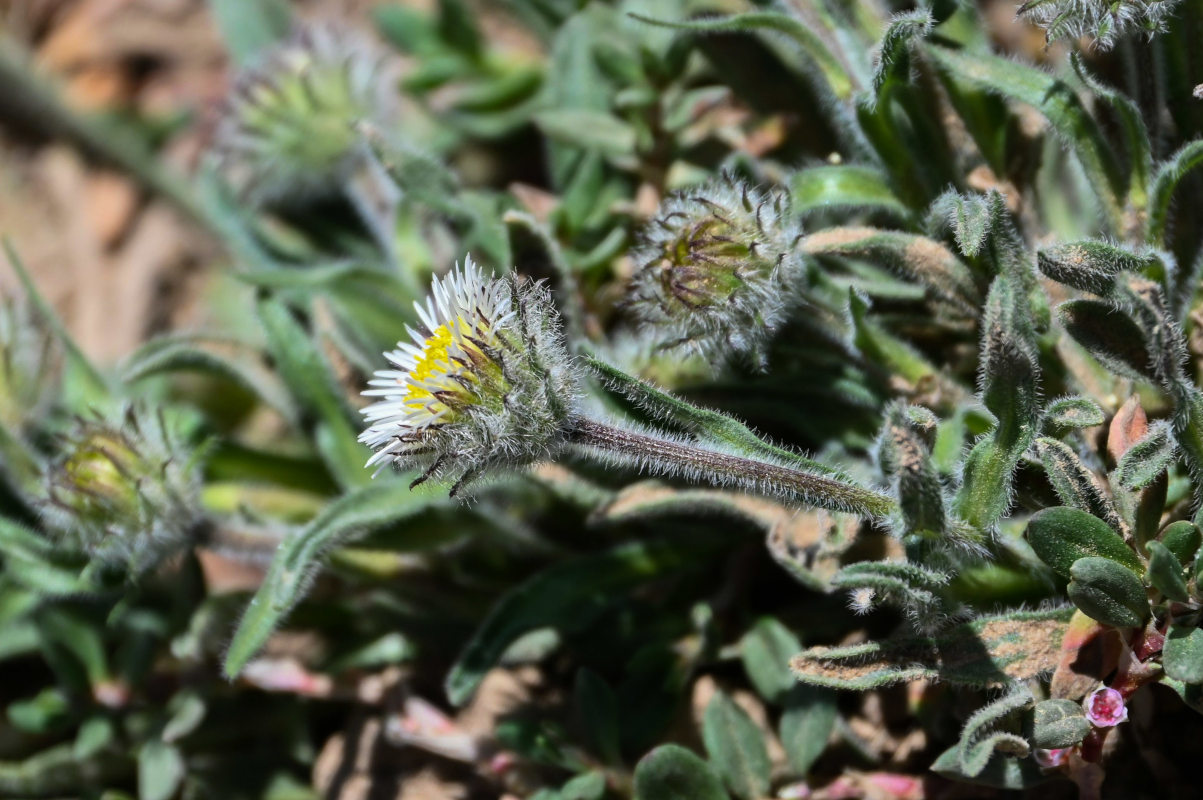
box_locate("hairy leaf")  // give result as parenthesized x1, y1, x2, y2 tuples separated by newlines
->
(633, 745, 727, 800)
(1067, 557, 1149, 629)
(790, 608, 1073, 689)
(702, 691, 771, 800)
(1032, 699, 1090, 749)
(1026, 506, 1143, 578)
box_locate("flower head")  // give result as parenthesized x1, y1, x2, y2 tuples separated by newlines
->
(359, 257, 579, 494)
(1017, 0, 1181, 50)
(212, 23, 398, 204)
(625, 175, 801, 369)
(1083, 686, 1128, 727)
(43, 408, 209, 574)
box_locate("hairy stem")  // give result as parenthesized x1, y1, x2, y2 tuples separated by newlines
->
(567, 417, 894, 519)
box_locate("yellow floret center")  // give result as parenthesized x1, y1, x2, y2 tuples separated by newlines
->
(403, 320, 481, 411)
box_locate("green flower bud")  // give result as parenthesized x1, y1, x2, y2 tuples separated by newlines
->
(625, 175, 801, 369)
(212, 23, 398, 204)
(359, 256, 580, 495)
(44, 409, 208, 573)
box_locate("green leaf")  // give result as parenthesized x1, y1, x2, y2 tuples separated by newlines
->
(1032, 699, 1090, 749)
(802, 227, 978, 315)
(870, 10, 933, 101)
(561, 771, 606, 800)
(629, 11, 854, 100)
(957, 683, 1032, 777)
(1069, 52, 1151, 211)
(926, 44, 1125, 232)
(779, 685, 837, 776)
(1159, 521, 1202, 566)
(791, 607, 1073, 689)
(74, 716, 116, 760)
(223, 481, 446, 678)
(1058, 299, 1154, 381)
(122, 334, 295, 422)
(574, 669, 622, 766)
(1026, 506, 1144, 578)
(741, 618, 803, 704)
(1035, 438, 1124, 534)
(1163, 623, 1203, 684)
(446, 538, 708, 705)
(1115, 421, 1177, 491)
(633, 745, 728, 800)
(1037, 240, 1158, 296)
(1043, 396, 1106, 429)
(701, 691, 771, 800)
(257, 295, 367, 489)
(162, 692, 207, 743)
(138, 740, 184, 800)
(534, 109, 637, 156)
(1067, 557, 1149, 628)
(585, 356, 837, 476)
(1146, 541, 1190, 602)
(955, 274, 1040, 529)
(1148, 139, 1203, 245)
(791, 165, 909, 220)
(206, 0, 292, 66)
(8, 688, 71, 734)
(931, 745, 1048, 790)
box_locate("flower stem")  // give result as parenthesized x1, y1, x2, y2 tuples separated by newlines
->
(567, 417, 894, 519)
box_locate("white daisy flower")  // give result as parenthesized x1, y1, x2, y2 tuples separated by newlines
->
(359, 257, 579, 495)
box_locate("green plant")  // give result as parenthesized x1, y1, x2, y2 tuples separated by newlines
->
(4, 0, 1203, 798)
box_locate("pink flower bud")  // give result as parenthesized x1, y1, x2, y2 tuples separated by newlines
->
(1083, 686, 1128, 727)
(1033, 748, 1070, 768)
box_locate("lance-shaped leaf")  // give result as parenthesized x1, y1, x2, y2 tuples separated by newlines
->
(1043, 396, 1106, 430)
(848, 290, 936, 386)
(585, 356, 842, 478)
(257, 296, 367, 489)
(1164, 624, 1203, 684)
(1069, 52, 1151, 211)
(1032, 699, 1091, 749)
(925, 45, 1126, 232)
(445, 538, 713, 705)
(122, 333, 296, 423)
(1067, 557, 1149, 629)
(790, 607, 1073, 689)
(879, 402, 948, 539)
(223, 481, 446, 678)
(1058, 299, 1154, 381)
(702, 691, 771, 800)
(869, 10, 933, 103)
(1026, 506, 1143, 578)
(955, 274, 1040, 530)
(633, 745, 727, 800)
(1146, 540, 1190, 602)
(802, 227, 978, 315)
(1037, 240, 1159, 296)
(1148, 139, 1203, 246)
(1114, 420, 1177, 491)
(956, 683, 1033, 777)
(831, 560, 950, 621)
(1036, 437, 1124, 534)
(791, 165, 910, 220)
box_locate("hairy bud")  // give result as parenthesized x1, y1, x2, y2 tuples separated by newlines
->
(625, 175, 802, 368)
(360, 257, 580, 495)
(1017, 0, 1182, 50)
(212, 23, 398, 204)
(43, 409, 209, 573)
